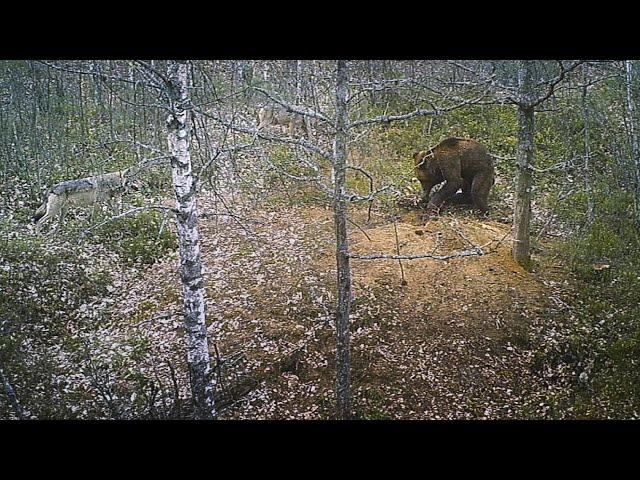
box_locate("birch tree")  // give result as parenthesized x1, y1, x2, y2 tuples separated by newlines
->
(35, 60, 219, 418)
(165, 60, 216, 419)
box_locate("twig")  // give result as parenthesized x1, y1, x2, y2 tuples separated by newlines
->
(486, 230, 512, 253)
(213, 343, 225, 393)
(393, 217, 407, 285)
(347, 218, 372, 242)
(448, 219, 484, 254)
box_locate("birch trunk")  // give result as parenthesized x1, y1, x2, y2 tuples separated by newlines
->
(513, 60, 536, 267)
(625, 60, 640, 225)
(333, 60, 353, 419)
(166, 60, 216, 420)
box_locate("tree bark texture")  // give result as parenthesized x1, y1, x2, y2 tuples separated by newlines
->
(332, 60, 353, 420)
(166, 60, 216, 420)
(513, 60, 536, 267)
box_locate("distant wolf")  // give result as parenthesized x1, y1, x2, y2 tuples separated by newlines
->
(257, 104, 316, 138)
(33, 169, 142, 232)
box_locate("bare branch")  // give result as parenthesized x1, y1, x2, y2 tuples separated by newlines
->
(132, 60, 172, 88)
(530, 60, 584, 108)
(80, 206, 179, 239)
(37, 60, 161, 90)
(348, 90, 490, 129)
(347, 248, 485, 261)
(101, 79, 172, 112)
(102, 138, 166, 156)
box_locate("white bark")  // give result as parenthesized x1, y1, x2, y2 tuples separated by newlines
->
(166, 60, 215, 419)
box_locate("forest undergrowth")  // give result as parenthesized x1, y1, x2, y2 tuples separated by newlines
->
(2, 172, 638, 419)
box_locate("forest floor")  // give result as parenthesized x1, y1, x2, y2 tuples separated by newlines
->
(98, 192, 575, 419)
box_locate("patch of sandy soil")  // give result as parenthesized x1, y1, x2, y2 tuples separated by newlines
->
(109, 196, 558, 419)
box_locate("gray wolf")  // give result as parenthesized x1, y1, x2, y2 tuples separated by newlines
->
(257, 104, 316, 139)
(33, 169, 142, 232)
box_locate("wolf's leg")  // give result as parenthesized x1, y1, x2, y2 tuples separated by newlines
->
(53, 203, 67, 234)
(36, 195, 59, 235)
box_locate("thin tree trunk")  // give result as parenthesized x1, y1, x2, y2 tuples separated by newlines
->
(30, 61, 42, 188)
(109, 86, 115, 140)
(78, 74, 86, 140)
(513, 60, 536, 267)
(582, 79, 595, 226)
(625, 60, 640, 225)
(296, 60, 303, 103)
(333, 59, 353, 420)
(166, 60, 216, 420)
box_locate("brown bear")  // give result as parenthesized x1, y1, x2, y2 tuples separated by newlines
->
(413, 137, 495, 214)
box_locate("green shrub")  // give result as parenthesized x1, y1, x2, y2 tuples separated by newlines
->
(548, 210, 640, 417)
(89, 209, 177, 265)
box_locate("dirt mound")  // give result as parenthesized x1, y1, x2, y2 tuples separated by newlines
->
(342, 211, 544, 336)
(107, 200, 555, 419)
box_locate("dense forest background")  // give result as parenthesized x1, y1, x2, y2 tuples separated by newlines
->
(1, 60, 639, 419)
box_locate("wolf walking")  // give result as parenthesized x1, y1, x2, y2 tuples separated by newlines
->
(33, 169, 141, 232)
(257, 104, 317, 139)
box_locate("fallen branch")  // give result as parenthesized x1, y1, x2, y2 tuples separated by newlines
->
(348, 228, 512, 261)
(347, 248, 484, 261)
(448, 219, 481, 250)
